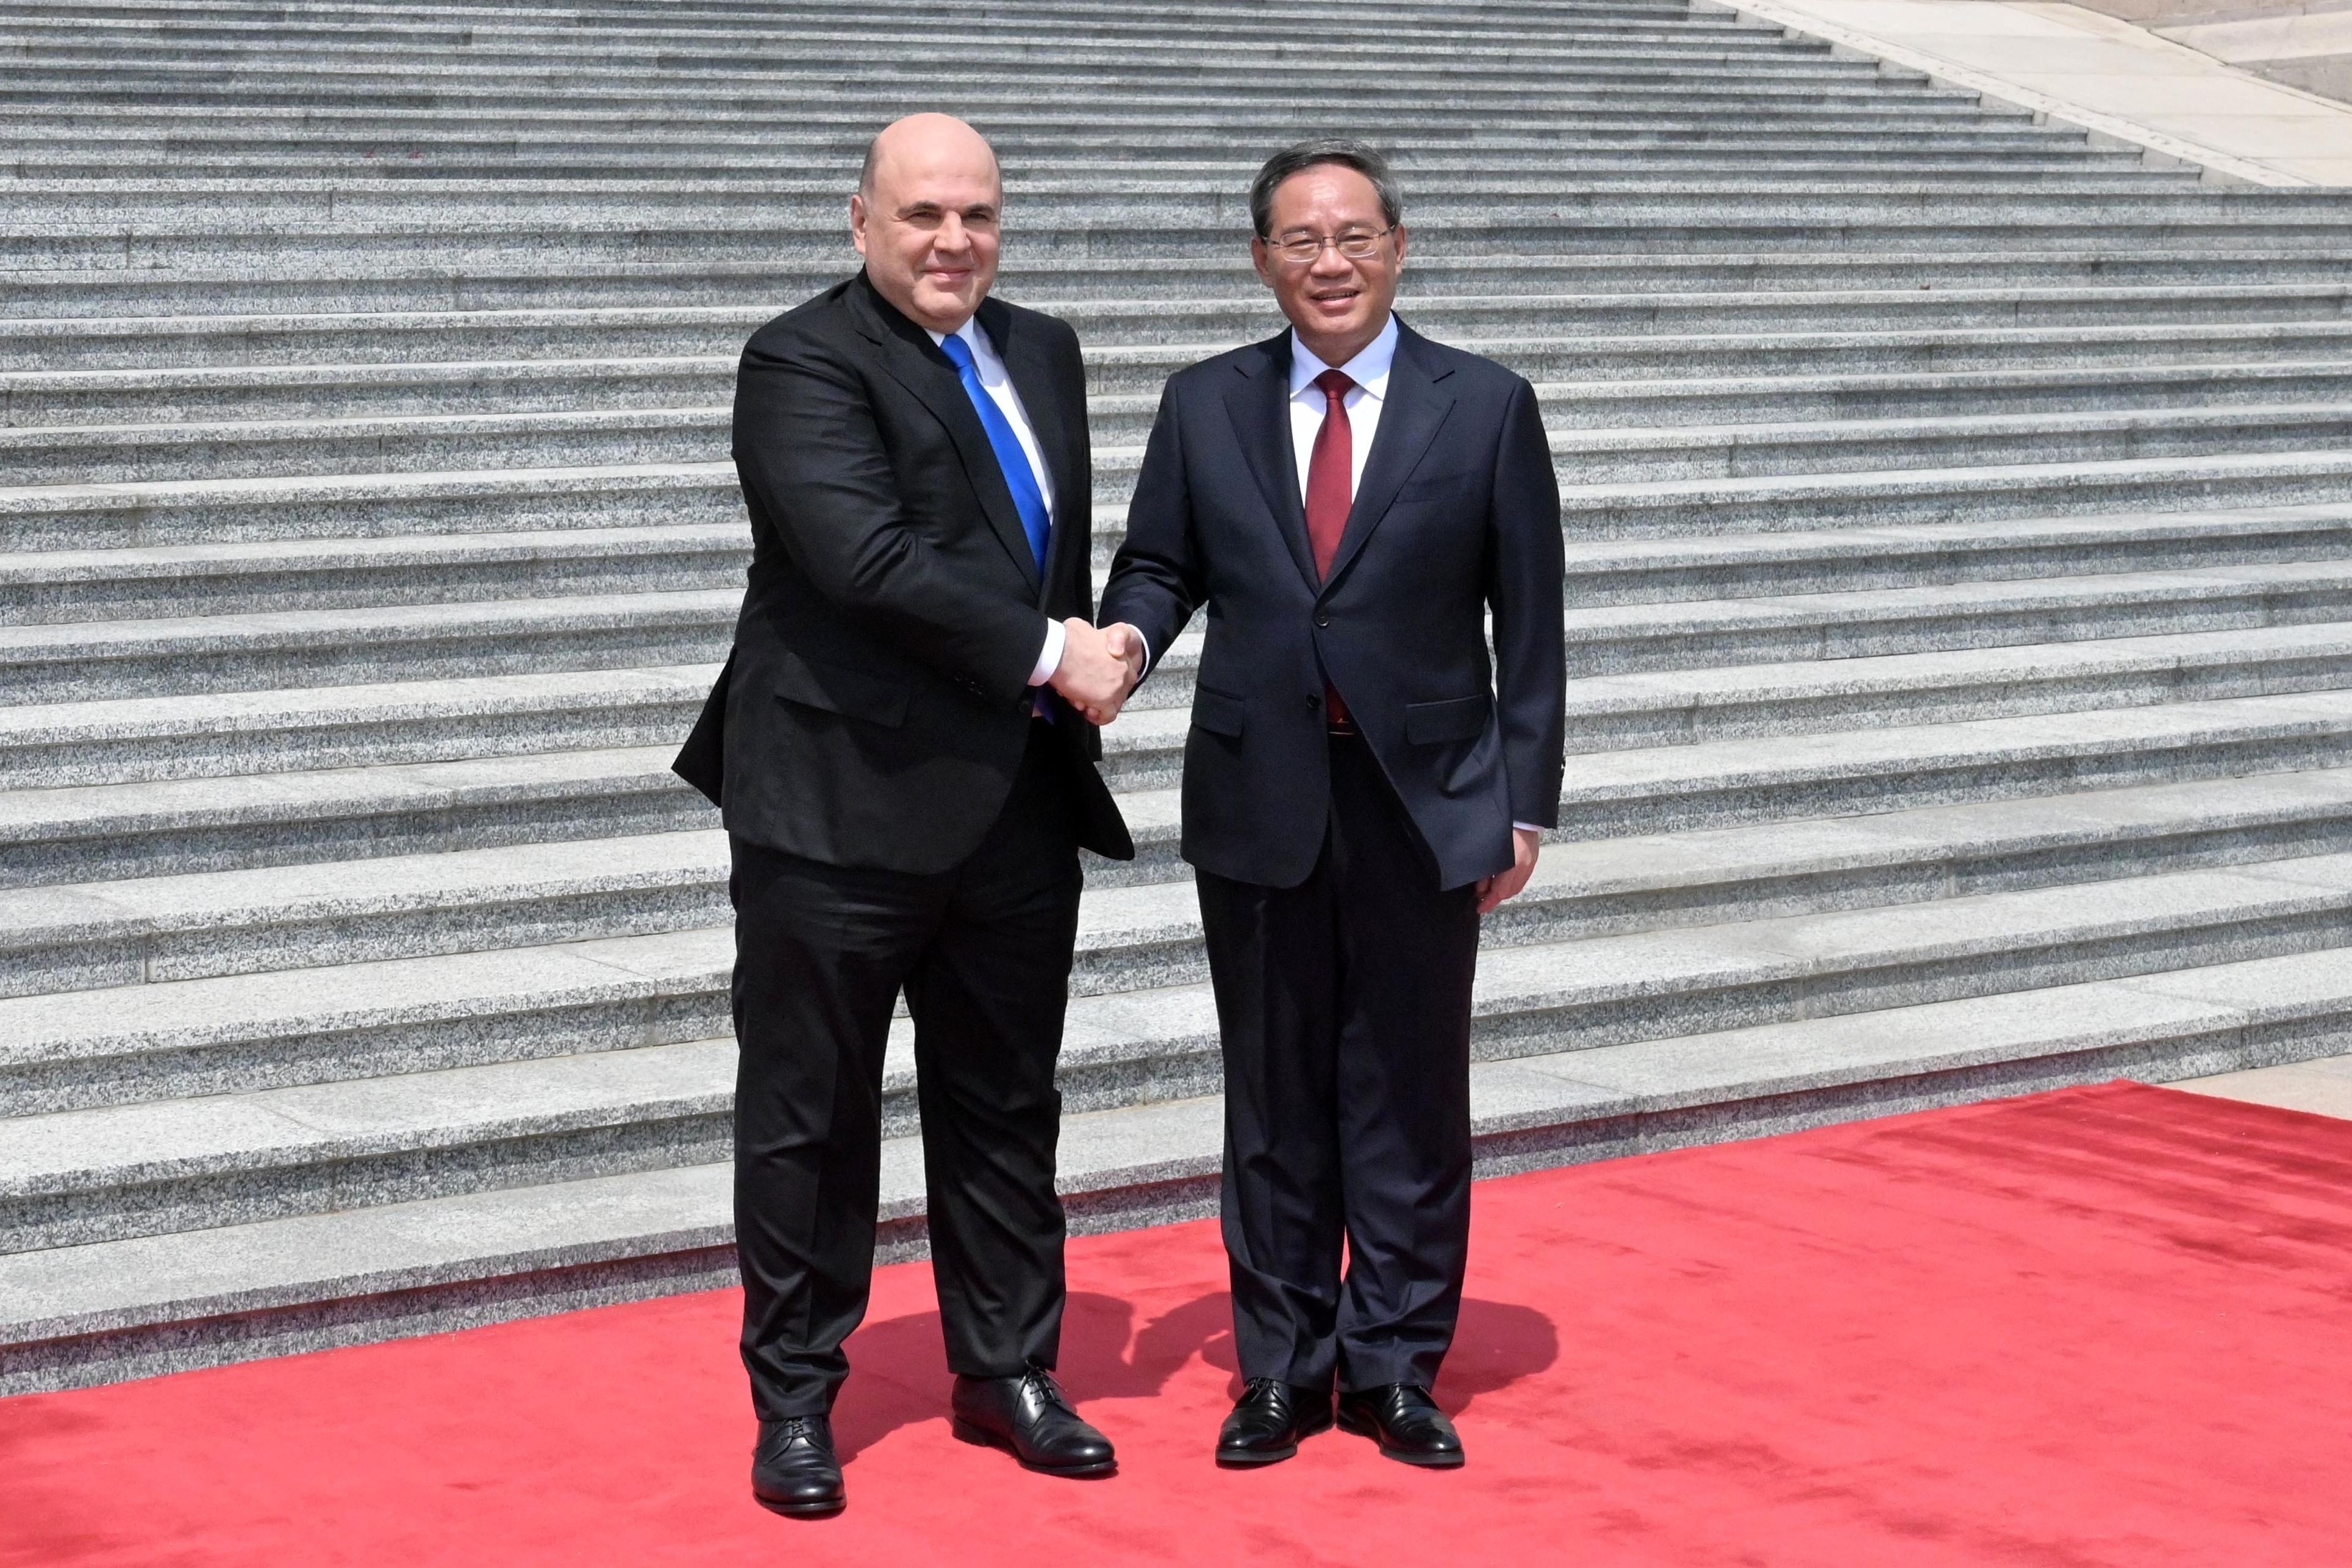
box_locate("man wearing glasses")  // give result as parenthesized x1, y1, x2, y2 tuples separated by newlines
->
(1099, 139, 1565, 1470)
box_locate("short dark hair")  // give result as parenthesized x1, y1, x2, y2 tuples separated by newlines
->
(1249, 138, 1403, 239)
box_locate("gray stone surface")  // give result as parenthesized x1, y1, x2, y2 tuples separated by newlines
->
(6, 0, 2352, 1394)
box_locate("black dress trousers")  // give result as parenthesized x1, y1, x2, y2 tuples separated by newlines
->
(1194, 732, 1483, 1395)
(727, 721, 1082, 1420)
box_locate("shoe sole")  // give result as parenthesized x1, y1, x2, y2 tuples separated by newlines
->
(1216, 1411, 1335, 1467)
(949, 1416, 1118, 1478)
(1335, 1408, 1467, 1469)
(752, 1492, 846, 1518)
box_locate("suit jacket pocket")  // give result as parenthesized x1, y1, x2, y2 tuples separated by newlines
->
(1404, 693, 1490, 745)
(773, 647, 910, 728)
(1191, 684, 1246, 738)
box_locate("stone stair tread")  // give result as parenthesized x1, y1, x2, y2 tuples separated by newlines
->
(0, 664, 716, 746)
(5, 251, 2339, 316)
(0, 1036, 739, 1197)
(0, 587, 734, 661)
(10, 755, 2352, 1010)
(0, 461, 734, 514)
(0, 525, 745, 585)
(22, 394, 2351, 458)
(13, 824, 2352, 1107)
(1553, 504, 2352, 571)
(0, 743, 694, 841)
(1110, 621, 2352, 748)
(0, 830, 1193, 970)
(12, 941, 2352, 1353)
(13, 686, 2352, 849)
(1553, 447, 2352, 507)
(1551, 690, 2352, 791)
(1555, 560, 2352, 634)
(16, 318, 2352, 373)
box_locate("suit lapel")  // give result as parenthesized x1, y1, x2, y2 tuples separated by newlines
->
(849, 276, 1042, 592)
(1324, 320, 1456, 593)
(1221, 332, 1321, 593)
(982, 297, 1076, 608)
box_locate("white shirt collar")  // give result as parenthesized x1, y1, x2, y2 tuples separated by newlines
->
(926, 318, 987, 354)
(1289, 313, 1399, 402)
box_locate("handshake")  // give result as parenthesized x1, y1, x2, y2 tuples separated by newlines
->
(1048, 618, 1146, 727)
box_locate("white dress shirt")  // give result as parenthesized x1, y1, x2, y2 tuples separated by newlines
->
(1288, 312, 1398, 504)
(928, 318, 1066, 685)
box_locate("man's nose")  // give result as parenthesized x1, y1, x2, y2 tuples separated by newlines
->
(935, 213, 972, 253)
(1307, 241, 1354, 278)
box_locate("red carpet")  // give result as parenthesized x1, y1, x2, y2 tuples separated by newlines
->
(6, 1082, 2351, 1567)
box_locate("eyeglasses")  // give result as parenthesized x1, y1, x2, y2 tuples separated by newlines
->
(1261, 227, 1396, 265)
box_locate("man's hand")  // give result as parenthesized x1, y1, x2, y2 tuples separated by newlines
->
(1049, 618, 1137, 724)
(1101, 622, 1148, 692)
(1475, 827, 1542, 915)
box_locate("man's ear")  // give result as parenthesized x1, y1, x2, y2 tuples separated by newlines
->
(849, 193, 870, 257)
(1249, 237, 1277, 290)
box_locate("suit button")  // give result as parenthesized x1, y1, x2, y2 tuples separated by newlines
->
(1314, 613, 1331, 628)
(1306, 693, 1321, 710)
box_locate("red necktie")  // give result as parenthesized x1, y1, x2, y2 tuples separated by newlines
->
(1305, 368, 1355, 728)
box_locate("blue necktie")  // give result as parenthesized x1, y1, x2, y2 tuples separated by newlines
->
(938, 329, 1053, 574)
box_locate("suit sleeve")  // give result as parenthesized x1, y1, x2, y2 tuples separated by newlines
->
(1098, 378, 1203, 674)
(732, 329, 1049, 707)
(1486, 375, 1567, 830)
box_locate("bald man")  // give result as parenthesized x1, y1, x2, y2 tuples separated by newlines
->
(674, 113, 1135, 1516)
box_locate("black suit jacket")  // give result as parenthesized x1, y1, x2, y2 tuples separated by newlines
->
(1099, 320, 1564, 891)
(674, 271, 1132, 873)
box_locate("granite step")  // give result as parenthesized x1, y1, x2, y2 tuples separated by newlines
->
(5, 148, 2159, 182)
(0, 524, 748, 626)
(13, 847, 2352, 1254)
(1552, 506, 2352, 605)
(13, 507, 2343, 635)
(13, 936, 2350, 1396)
(7, 185, 2342, 240)
(0, 463, 740, 554)
(24, 215, 2352, 273)
(14, 758, 2352, 1049)
(1540, 449, 2352, 544)
(9, 552, 2352, 786)
(7, 251, 2344, 319)
(24, 355, 2352, 435)
(26, 399, 2352, 491)
(19, 444, 2352, 563)
(21, 308, 2352, 377)
(0, 744, 721, 892)
(1106, 620, 2352, 785)
(0, 40, 1921, 85)
(16, 688, 2352, 893)
(0, 664, 717, 790)
(1096, 404, 2352, 502)
(0, 590, 736, 705)
(1097, 361, 2352, 443)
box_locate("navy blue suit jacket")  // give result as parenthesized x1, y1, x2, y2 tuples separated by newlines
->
(1100, 319, 1565, 891)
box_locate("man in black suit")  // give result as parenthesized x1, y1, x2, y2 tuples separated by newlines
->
(673, 113, 1139, 1516)
(1099, 139, 1566, 1470)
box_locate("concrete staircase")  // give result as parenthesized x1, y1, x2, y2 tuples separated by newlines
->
(6, 0, 2352, 1395)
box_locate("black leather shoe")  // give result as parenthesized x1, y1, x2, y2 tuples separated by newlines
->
(1337, 1384, 1465, 1469)
(951, 1367, 1117, 1477)
(1217, 1377, 1334, 1466)
(751, 1414, 846, 1516)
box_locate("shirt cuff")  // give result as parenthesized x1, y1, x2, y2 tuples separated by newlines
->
(1511, 822, 1544, 833)
(1028, 618, 1067, 687)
